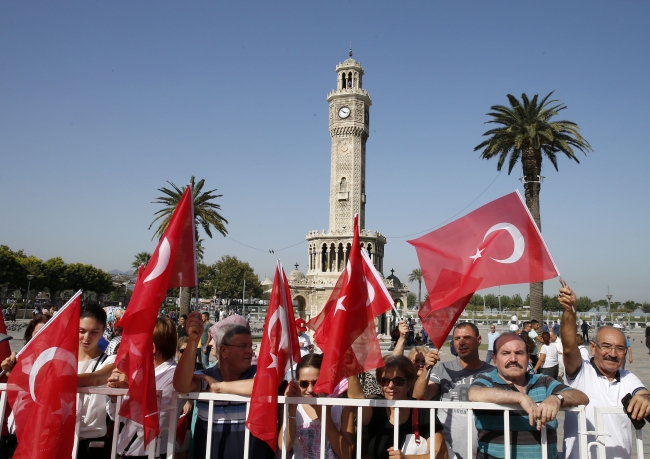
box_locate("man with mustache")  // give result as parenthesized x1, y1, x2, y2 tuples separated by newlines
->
(413, 322, 493, 459)
(559, 283, 650, 459)
(468, 333, 588, 459)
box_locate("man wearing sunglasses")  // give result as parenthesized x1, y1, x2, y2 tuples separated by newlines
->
(413, 322, 493, 459)
(559, 283, 650, 459)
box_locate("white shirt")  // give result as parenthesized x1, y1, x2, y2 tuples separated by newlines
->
(540, 343, 558, 368)
(553, 337, 564, 366)
(108, 358, 178, 456)
(564, 359, 646, 459)
(298, 332, 311, 357)
(78, 354, 117, 439)
(579, 345, 590, 361)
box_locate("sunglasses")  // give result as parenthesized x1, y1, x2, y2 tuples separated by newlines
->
(298, 380, 318, 389)
(178, 348, 186, 354)
(380, 377, 408, 387)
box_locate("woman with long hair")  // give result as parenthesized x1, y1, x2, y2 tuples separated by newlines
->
(279, 353, 355, 458)
(534, 331, 559, 379)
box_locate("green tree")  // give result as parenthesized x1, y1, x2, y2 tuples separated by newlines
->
(132, 252, 152, 271)
(474, 92, 592, 323)
(408, 269, 423, 307)
(64, 263, 113, 298)
(210, 256, 262, 302)
(511, 293, 524, 309)
(407, 292, 417, 309)
(150, 176, 228, 315)
(484, 294, 499, 310)
(642, 302, 650, 314)
(543, 294, 561, 312)
(576, 296, 592, 313)
(42, 257, 67, 303)
(469, 294, 484, 307)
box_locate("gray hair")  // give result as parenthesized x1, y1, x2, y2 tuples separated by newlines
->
(213, 323, 238, 351)
(220, 324, 251, 349)
(592, 326, 625, 345)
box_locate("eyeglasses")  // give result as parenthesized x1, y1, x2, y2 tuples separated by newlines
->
(222, 343, 257, 350)
(380, 377, 408, 387)
(595, 343, 627, 354)
(298, 380, 318, 389)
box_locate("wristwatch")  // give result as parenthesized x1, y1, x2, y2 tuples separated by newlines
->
(553, 394, 565, 405)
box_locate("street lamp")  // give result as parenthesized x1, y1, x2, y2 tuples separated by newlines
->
(606, 288, 613, 323)
(23, 274, 34, 319)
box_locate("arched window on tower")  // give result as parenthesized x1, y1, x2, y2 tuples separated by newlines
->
(347, 72, 352, 88)
(341, 73, 347, 90)
(339, 177, 347, 191)
(321, 243, 328, 272)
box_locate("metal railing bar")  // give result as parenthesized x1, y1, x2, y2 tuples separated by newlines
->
(320, 404, 326, 459)
(205, 399, 214, 459)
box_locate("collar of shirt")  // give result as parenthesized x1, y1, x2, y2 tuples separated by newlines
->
(589, 357, 620, 382)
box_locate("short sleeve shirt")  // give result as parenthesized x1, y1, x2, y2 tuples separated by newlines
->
(528, 330, 539, 355)
(471, 369, 570, 459)
(563, 359, 647, 459)
(430, 360, 493, 459)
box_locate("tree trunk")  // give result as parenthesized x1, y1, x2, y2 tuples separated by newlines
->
(522, 146, 543, 323)
(180, 287, 192, 316)
(418, 279, 422, 308)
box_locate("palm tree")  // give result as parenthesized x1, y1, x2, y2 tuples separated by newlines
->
(150, 176, 228, 314)
(474, 92, 592, 322)
(131, 252, 152, 271)
(408, 268, 423, 308)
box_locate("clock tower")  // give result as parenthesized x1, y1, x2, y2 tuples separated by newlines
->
(289, 51, 407, 323)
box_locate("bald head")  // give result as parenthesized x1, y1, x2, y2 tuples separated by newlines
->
(592, 326, 625, 345)
(493, 332, 527, 354)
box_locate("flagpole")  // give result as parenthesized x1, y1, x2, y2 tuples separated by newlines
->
(188, 182, 201, 314)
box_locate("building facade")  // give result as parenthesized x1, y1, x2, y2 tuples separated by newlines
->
(289, 51, 409, 334)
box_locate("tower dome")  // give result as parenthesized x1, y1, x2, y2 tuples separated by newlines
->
(386, 269, 401, 287)
(288, 263, 306, 283)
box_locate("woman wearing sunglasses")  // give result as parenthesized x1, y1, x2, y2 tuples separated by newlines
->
(348, 355, 447, 459)
(279, 353, 355, 458)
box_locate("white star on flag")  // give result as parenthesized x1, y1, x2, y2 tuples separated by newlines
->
(469, 247, 484, 263)
(334, 295, 347, 315)
(52, 399, 75, 422)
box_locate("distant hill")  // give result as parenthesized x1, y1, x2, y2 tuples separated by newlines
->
(109, 269, 134, 275)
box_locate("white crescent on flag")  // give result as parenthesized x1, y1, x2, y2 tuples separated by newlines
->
(483, 222, 524, 264)
(29, 347, 77, 404)
(144, 237, 171, 283)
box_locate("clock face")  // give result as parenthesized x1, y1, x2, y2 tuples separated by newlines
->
(338, 106, 351, 119)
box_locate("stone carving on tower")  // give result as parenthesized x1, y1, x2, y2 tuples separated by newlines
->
(288, 50, 409, 333)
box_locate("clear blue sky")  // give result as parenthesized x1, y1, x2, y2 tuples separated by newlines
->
(2, 2, 649, 304)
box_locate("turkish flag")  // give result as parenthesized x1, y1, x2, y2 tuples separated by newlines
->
(308, 215, 394, 394)
(115, 185, 197, 447)
(7, 291, 81, 459)
(246, 261, 301, 452)
(408, 191, 559, 347)
(0, 303, 12, 436)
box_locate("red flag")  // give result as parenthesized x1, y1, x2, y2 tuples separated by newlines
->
(308, 215, 394, 394)
(246, 261, 301, 452)
(408, 191, 559, 347)
(115, 185, 197, 446)
(7, 291, 81, 459)
(0, 305, 12, 436)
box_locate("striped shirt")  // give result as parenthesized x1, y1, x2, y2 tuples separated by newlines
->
(471, 369, 569, 459)
(195, 364, 256, 423)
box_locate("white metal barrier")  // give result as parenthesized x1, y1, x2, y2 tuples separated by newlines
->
(1, 384, 645, 459)
(591, 405, 644, 459)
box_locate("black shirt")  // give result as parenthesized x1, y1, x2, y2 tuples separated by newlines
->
(177, 323, 188, 338)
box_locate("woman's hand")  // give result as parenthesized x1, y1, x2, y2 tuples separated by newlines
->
(107, 368, 129, 388)
(182, 400, 193, 416)
(387, 446, 405, 458)
(1, 352, 17, 374)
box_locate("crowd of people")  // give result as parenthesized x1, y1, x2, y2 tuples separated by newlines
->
(0, 282, 648, 459)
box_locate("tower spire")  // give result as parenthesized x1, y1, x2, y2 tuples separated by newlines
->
(349, 42, 353, 58)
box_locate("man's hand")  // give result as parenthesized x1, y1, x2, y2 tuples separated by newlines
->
(558, 281, 577, 314)
(107, 369, 129, 389)
(387, 447, 405, 458)
(534, 396, 562, 430)
(517, 393, 539, 427)
(186, 312, 203, 342)
(627, 393, 650, 421)
(424, 348, 440, 369)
